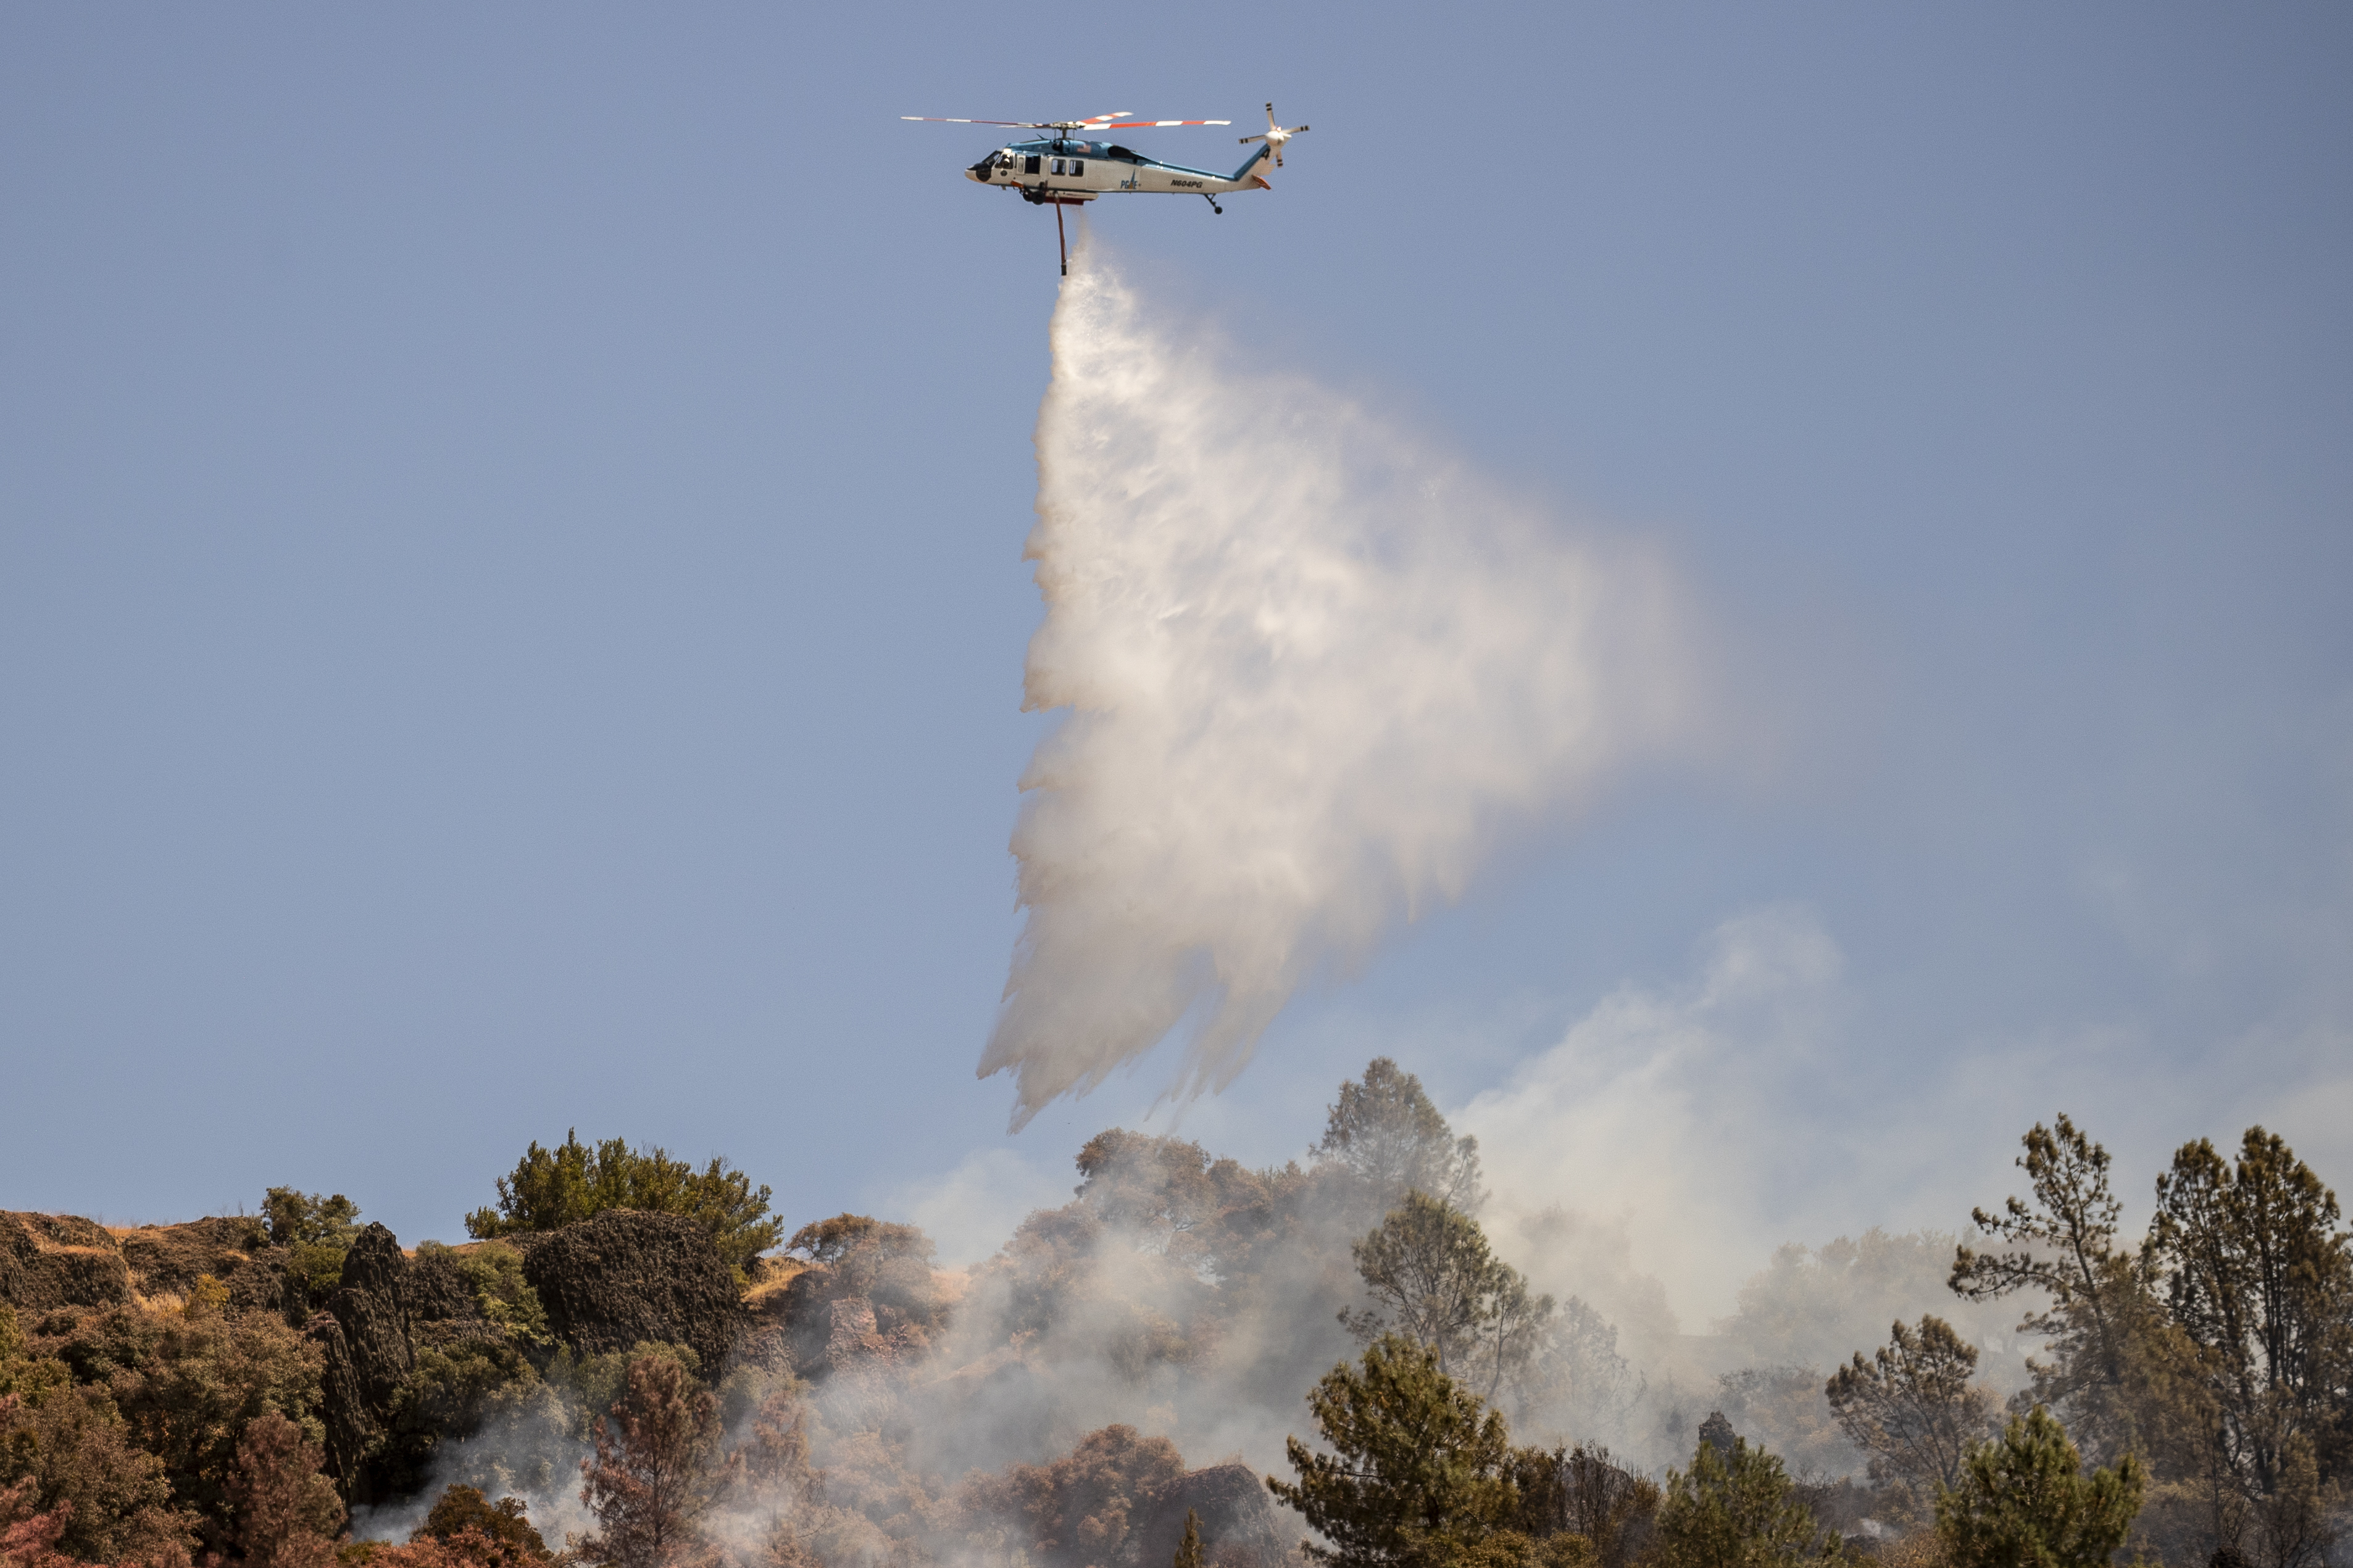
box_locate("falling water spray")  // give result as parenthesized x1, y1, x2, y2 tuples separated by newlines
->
(982, 251, 1699, 1126)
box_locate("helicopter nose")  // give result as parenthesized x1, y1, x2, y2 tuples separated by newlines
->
(966, 156, 996, 182)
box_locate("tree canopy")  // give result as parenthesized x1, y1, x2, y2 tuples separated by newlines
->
(1825, 1316, 1998, 1511)
(1316, 1058, 1486, 1216)
(1649, 1429, 1843, 1568)
(1270, 1333, 1519, 1567)
(464, 1130, 783, 1276)
(1934, 1408, 2144, 1568)
(1344, 1192, 1554, 1409)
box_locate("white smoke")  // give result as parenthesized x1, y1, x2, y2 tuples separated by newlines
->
(1461, 905, 1852, 1327)
(981, 250, 1701, 1124)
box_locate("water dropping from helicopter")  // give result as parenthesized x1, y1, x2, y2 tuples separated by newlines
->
(978, 249, 1703, 1125)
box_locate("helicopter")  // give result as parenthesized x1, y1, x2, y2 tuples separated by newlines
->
(902, 105, 1309, 273)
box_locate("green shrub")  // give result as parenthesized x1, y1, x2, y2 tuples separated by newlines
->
(262, 1190, 361, 1250)
(27, 1300, 327, 1557)
(1650, 1430, 1844, 1568)
(413, 1242, 550, 1346)
(1934, 1408, 2143, 1568)
(464, 1130, 783, 1277)
(0, 1373, 194, 1562)
(265, 1188, 365, 1313)
(543, 1341, 702, 1437)
(182, 1275, 231, 1321)
(414, 1482, 550, 1562)
(377, 1339, 565, 1499)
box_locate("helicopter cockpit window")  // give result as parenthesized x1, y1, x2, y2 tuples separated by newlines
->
(1023, 154, 1041, 175)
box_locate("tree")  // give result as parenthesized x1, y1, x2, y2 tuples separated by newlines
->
(1172, 1508, 1204, 1568)
(1316, 1060, 1486, 1216)
(412, 1483, 551, 1567)
(1268, 1334, 1518, 1567)
(1649, 1431, 1842, 1568)
(783, 1214, 933, 1269)
(578, 1354, 732, 1568)
(0, 1385, 190, 1565)
(1343, 1192, 1554, 1408)
(2150, 1129, 2351, 1484)
(264, 1188, 364, 1308)
(1506, 1445, 1657, 1568)
(49, 1302, 328, 1557)
(0, 1478, 75, 1568)
(2146, 1127, 2352, 1568)
(1934, 1408, 2144, 1568)
(465, 1130, 783, 1277)
(1952, 1118, 2124, 1327)
(262, 1190, 360, 1250)
(1826, 1317, 1999, 1511)
(1951, 1117, 2196, 1470)
(779, 1215, 951, 1360)
(964, 1424, 1186, 1568)
(223, 1412, 340, 1568)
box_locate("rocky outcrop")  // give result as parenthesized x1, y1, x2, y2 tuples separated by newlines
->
(115, 1214, 269, 1297)
(307, 1311, 375, 1485)
(1, 1211, 283, 1315)
(326, 1224, 415, 1414)
(520, 1209, 744, 1373)
(405, 1246, 481, 1324)
(1118, 1464, 1295, 1568)
(0, 1213, 131, 1311)
(309, 1224, 506, 1501)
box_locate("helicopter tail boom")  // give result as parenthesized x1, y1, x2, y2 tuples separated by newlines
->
(1226, 142, 1275, 185)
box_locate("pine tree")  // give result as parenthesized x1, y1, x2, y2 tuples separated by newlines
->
(1268, 1334, 1517, 1566)
(578, 1355, 733, 1568)
(1934, 1408, 2143, 1568)
(1173, 1508, 1204, 1568)
(1316, 1058, 1486, 1215)
(1825, 1316, 1999, 1512)
(225, 1413, 341, 1568)
(1649, 1432, 1842, 1568)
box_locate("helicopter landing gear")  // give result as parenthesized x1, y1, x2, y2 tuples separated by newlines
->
(1202, 193, 1223, 215)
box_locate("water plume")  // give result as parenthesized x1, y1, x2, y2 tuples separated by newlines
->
(982, 250, 1699, 1124)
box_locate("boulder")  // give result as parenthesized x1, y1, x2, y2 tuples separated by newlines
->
(0, 1212, 131, 1311)
(520, 1209, 744, 1373)
(1119, 1464, 1295, 1568)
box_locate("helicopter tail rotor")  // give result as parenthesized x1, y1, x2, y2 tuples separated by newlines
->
(1237, 101, 1309, 167)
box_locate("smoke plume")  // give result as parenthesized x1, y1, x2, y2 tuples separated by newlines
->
(982, 250, 1699, 1123)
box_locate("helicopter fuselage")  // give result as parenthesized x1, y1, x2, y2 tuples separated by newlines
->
(966, 135, 1272, 203)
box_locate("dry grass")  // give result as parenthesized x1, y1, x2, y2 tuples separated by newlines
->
(743, 1255, 810, 1316)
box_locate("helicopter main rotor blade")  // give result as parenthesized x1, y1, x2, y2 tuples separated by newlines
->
(901, 117, 1055, 128)
(1098, 118, 1232, 128)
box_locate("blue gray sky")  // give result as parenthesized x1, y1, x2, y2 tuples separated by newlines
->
(4, 4, 2347, 1321)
